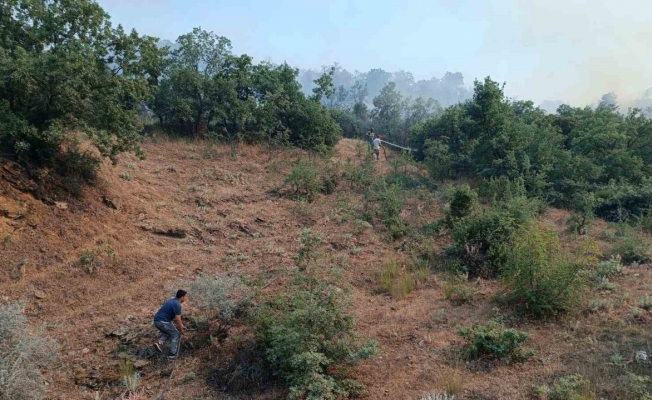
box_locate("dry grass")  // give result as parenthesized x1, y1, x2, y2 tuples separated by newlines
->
(2, 138, 652, 399)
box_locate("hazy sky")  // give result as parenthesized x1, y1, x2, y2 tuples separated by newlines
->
(98, 0, 652, 105)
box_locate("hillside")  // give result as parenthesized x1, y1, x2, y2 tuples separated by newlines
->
(3, 138, 652, 400)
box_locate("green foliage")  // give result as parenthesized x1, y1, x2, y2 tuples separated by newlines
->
(252, 270, 378, 400)
(501, 226, 585, 317)
(0, 0, 163, 194)
(297, 228, 322, 269)
(152, 29, 341, 151)
(445, 184, 478, 223)
(611, 226, 651, 264)
(0, 303, 58, 400)
(413, 76, 652, 222)
(366, 180, 406, 239)
(533, 374, 595, 400)
(595, 255, 624, 279)
(78, 245, 116, 275)
(452, 208, 519, 278)
(283, 161, 324, 202)
(457, 319, 532, 362)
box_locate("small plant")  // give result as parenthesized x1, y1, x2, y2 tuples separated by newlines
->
(297, 228, 322, 269)
(567, 212, 593, 235)
(78, 245, 116, 275)
(119, 172, 133, 181)
(282, 160, 323, 202)
(588, 299, 611, 312)
(125, 162, 136, 170)
(442, 278, 475, 305)
(533, 374, 595, 400)
(182, 372, 197, 382)
(610, 352, 624, 364)
(595, 255, 624, 278)
(118, 360, 139, 392)
(630, 307, 645, 319)
(640, 295, 652, 310)
(458, 319, 532, 362)
(597, 278, 618, 291)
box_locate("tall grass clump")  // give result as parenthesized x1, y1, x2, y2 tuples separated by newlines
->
(0, 303, 58, 400)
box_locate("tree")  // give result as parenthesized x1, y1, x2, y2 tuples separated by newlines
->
(0, 0, 165, 195)
(371, 82, 403, 144)
(152, 28, 233, 138)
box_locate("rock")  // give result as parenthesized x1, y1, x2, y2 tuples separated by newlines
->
(2, 296, 9, 302)
(82, 348, 90, 355)
(54, 202, 68, 210)
(133, 360, 149, 368)
(102, 196, 122, 211)
(34, 289, 47, 299)
(167, 266, 176, 271)
(139, 225, 188, 238)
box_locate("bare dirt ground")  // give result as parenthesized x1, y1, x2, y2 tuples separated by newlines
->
(2, 138, 652, 400)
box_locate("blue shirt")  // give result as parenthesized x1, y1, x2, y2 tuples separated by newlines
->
(154, 298, 182, 322)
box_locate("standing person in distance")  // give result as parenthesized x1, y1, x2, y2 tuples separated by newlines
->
(366, 128, 375, 149)
(153, 289, 187, 360)
(372, 134, 382, 160)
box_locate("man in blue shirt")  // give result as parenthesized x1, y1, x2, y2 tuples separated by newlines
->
(153, 289, 187, 359)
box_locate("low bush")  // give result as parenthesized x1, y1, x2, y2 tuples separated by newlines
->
(533, 374, 596, 400)
(595, 255, 624, 279)
(283, 161, 324, 202)
(611, 226, 651, 264)
(501, 226, 585, 318)
(452, 209, 518, 278)
(442, 277, 475, 305)
(252, 270, 378, 400)
(78, 245, 116, 275)
(365, 180, 407, 240)
(0, 303, 58, 400)
(445, 184, 478, 224)
(457, 319, 532, 362)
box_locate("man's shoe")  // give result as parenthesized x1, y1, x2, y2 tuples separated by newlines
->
(168, 355, 178, 360)
(154, 342, 162, 353)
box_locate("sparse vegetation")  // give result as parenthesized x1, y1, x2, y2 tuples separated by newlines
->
(0, 303, 58, 400)
(78, 245, 116, 275)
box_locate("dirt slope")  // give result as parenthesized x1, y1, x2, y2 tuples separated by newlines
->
(2, 138, 652, 400)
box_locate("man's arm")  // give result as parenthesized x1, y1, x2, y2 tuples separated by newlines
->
(173, 314, 185, 333)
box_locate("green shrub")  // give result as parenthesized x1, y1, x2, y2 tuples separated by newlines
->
(320, 169, 340, 195)
(501, 225, 585, 317)
(343, 158, 374, 191)
(452, 209, 518, 278)
(252, 270, 378, 400)
(283, 161, 324, 202)
(442, 276, 475, 305)
(640, 295, 652, 311)
(366, 180, 406, 240)
(595, 255, 624, 278)
(78, 245, 116, 275)
(0, 303, 58, 400)
(445, 184, 478, 224)
(458, 319, 532, 361)
(533, 374, 595, 400)
(611, 226, 651, 264)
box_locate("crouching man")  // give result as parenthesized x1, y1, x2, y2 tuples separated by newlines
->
(153, 289, 187, 360)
